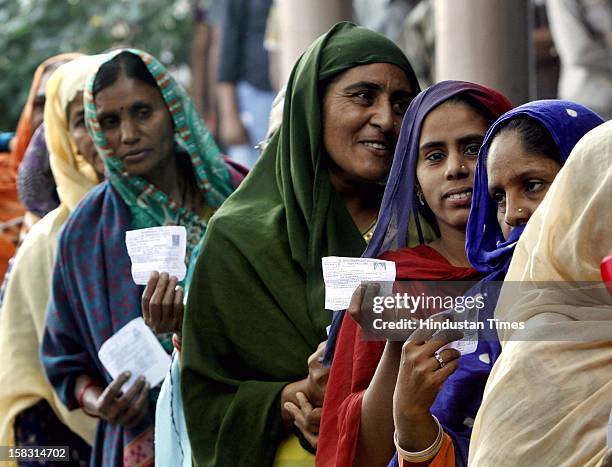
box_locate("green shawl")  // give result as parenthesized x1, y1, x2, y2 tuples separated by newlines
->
(181, 22, 419, 466)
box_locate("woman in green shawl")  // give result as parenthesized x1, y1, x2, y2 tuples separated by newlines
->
(181, 22, 420, 466)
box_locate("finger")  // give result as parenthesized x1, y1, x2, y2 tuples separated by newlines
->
(360, 282, 382, 319)
(173, 285, 184, 332)
(283, 402, 301, 420)
(160, 276, 178, 331)
(149, 272, 170, 332)
(120, 382, 150, 428)
(120, 376, 146, 404)
(424, 328, 464, 354)
(408, 312, 454, 344)
(347, 284, 366, 324)
(141, 271, 159, 325)
(302, 429, 318, 449)
(430, 358, 460, 385)
(426, 348, 461, 373)
(99, 372, 131, 409)
(296, 392, 313, 413)
(437, 348, 461, 364)
(113, 378, 146, 425)
(304, 407, 322, 431)
(287, 402, 319, 449)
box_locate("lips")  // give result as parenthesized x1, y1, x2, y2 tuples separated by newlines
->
(122, 148, 151, 162)
(360, 139, 393, 157)
(442, 187, 473, 206)
(442, 186, 473, 198)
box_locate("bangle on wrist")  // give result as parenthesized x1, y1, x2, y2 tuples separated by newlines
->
(78, 381, 100, 418)
(394, 414, 444, 463)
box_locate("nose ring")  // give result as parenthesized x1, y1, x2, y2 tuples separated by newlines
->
(517, 208, 524, 213)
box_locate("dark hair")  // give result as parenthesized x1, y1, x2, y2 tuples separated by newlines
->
(93, 51, 158, 96)
(444, 94, 497, 126)
(491, 116, 560, 163)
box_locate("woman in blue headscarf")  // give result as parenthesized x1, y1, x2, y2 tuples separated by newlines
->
(320, 97, 603, 467)
(466, 99, 604, 279)
(388, 100, 603, 467)
(319, 80, 513, 466)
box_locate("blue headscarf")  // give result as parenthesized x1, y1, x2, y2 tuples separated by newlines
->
(466, 99, 604, 280)
(324, 81, 513, 364)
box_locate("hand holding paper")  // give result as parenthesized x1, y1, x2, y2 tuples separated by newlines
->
(88, 372, 150, 428)
(141, 271, 184, 334)
(126, 226, 187, 285)
(322, 256, 396, 311)
(98, 317, 172, 391)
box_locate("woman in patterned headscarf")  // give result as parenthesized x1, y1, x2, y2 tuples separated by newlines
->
(0, 54, 80, 277)
(0, 53, 104, 467)
(181, 21, 421, 467)
(41, 49, 244, 467)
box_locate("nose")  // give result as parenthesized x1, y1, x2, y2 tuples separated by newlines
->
(120, 118, 140, 145)
(504, 196, 531, 228)
(369, 99, 394, 133)
(444, 152, 470, 180)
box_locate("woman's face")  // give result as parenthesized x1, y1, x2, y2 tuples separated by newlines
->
(31, 66, 59, 131)
(322, 63, 415, 185)
(94, 72, 174, 178)
(416, 101, 489, 231)
(487, 129, 562, 240)
(67, 91, 105, 179)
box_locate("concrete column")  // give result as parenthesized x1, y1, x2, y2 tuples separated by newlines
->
(277, 0, 353, 85)
(435, 0, 534, 104)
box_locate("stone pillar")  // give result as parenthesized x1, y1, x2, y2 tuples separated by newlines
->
(277, 0, 353, 85)
(435, 0, 534, 104)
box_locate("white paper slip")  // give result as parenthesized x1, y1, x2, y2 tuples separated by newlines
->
(439, 305, 480, 356)
(98, 318, 172, 390)
(322, 256, 396, 311)
(126, 226, 187, 285)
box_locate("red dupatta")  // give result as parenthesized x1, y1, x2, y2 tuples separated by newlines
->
(317, 245, 479, 466)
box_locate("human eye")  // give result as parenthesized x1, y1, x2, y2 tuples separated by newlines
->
(136, 105, 152, 120)
(465, 143, 481, 157)
(99, 115, 119, 130)
(492, 191, 506, 207)
(351, 89, 373, 105)
(392, 99, 410, 115)
(425, 151, 445, 163)
(525, 179, 544, 193)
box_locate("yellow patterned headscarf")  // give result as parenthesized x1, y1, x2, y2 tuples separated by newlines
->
(44, 54, 107, 212)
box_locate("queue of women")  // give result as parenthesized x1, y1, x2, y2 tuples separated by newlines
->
(0, 21, 609, 467)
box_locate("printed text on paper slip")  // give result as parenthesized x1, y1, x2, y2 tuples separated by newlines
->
(126, 226, 187, 285)
(322, 256, 396, 311)
(98, 318, 172, 390)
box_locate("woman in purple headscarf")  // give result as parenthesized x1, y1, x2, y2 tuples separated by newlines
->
(320, 92, 603, 467)
(389, 99, 602, 467)
(318, 81, 512, 467)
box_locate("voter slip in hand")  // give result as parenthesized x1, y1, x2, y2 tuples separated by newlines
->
(98, 318, 172, 390)
(322, 256, 396, 311)
(125, 226, 187, 285)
